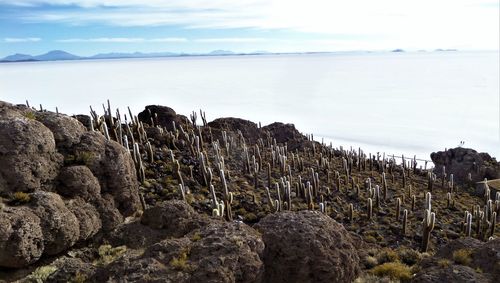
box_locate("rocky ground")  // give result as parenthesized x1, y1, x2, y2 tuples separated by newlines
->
(0, 100, 499, 283)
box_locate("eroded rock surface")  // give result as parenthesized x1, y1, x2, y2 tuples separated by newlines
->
(431, 147, 500, 184)
(0, 101, 140, 269)
(254, 210, 361, 283)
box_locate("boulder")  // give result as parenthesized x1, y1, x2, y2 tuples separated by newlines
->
(261, 122, 308, 150)
(57, 166, 101, 202)
(29, 191, 80, 255)
(0, 104, 62, 194)
(72, 131, 140, 216)
(46, 257, 96, 283)
(93, 221, 264, 283)
(65, 198, 102, 241)
(254, 210, 361, 283)
(208, 118, 261, 144)
(138, 105, 188, 131)
(413, 238, 500, 282)
(141, 200, 210, 237)
(471, 238, 500, 279)
(93, 194, 124, 232)
(74, 114, 91, 130)
(34, 111, 86, 151)
(188, 221, 265, 283)
(412, 265, 489, 283)
(0, 206, 44, 268)
(431, 147, 500, 185)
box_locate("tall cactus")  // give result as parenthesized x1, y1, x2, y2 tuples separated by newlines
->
(421, 208, 436, 252)
(396, 197, 401, 221)
(402, 209, 408, 235)
(367, 198, 373, 220)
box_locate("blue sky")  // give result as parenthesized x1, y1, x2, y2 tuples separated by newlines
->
(0, 0, 498, 57)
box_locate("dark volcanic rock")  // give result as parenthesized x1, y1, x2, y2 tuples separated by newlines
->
(46, 257, 96, 283)
(93, 194, 124, 232)
(414, 238, 500, 282)
(138, 105, 188, 131)
(188, 221, 265, 283)
(0, 104, 63, 194)
(254, 210, 361, 283)
(141, 200, 210, 237)
(431, 147, 500, 184)
(472, 238, 500, 279)
(29, 191, 80, 255)
(412, 265, 489, 283)
(65, 198, 102, 241)
(72, 131, 140, 217)
(74, 114, 91, 130)
(34, 111, 86, 151)
(208, 117, 261, 143)
(57, 166, 101, 202)
(0, 206, 44, 268)
(94, 221, 264, 283)
(261, 122, 308, 150)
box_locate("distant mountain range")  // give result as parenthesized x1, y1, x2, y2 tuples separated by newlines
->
(0, 48, 459, 63)
(0, 49, 270, 63)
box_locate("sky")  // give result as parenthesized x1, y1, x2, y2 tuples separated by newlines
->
(0, 0, 498, 57)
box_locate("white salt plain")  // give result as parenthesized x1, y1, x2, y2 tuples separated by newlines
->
(0, 51, 498, 164)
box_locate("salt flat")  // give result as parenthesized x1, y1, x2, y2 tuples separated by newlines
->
(0, 51, 498, 161)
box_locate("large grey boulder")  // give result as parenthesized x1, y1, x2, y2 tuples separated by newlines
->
(0, 206, 44, 268)
(254, 211, 361, 283)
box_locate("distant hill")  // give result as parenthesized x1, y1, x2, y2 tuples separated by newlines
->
(33, 50, 81, 61)
(0, 49, 388, 63)
(89, 51, 178, 59)
(2, 53, 36, 62)
(208, 50, 235, 55)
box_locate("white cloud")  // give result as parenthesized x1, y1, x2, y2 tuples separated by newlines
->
(56, 37, 187, 42)
(2, 0, 499, 49)
(195, 38, 265, 43)
(149, 37, 187, 42)
(4, 37, 41, 42)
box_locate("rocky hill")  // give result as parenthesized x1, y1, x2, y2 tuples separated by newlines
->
(0, 100, 498, 282)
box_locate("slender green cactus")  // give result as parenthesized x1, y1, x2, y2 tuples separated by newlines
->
(382, 172, 388, 201)
(367, 198, 373, 220)
(446, 192, 453, 208)
(465, 211, 472, 237)
(265, 186, 275, 211)
(402, 209, 408, 235)
(178, 184, 186, 202)
(421, 208, 436, 252)
(441, 166, 446, 188)
(490, 212, 497, 238)
(396, 197, 401, 221)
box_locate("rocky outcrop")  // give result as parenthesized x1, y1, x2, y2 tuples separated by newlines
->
(0, 101, 140, 268)
(262, 122, 306, 144)
(72, 131, 140, 217)
(29, 191, 80, 255)
(0, 206, 44, 268)
(412, 238, 500, 282)
(57, 166, 101, 202)
(208, 117, 261, 143)
(0, 105, 62, 194)
(34, 111, 87, 152)
(412, 265, 490, 283)
(141, 200, 210, 236)
(254, 210, 361, 283)
(430, 147, 500, 185)
(94, 201, 264, 283)
(138, 105, 188, 131)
